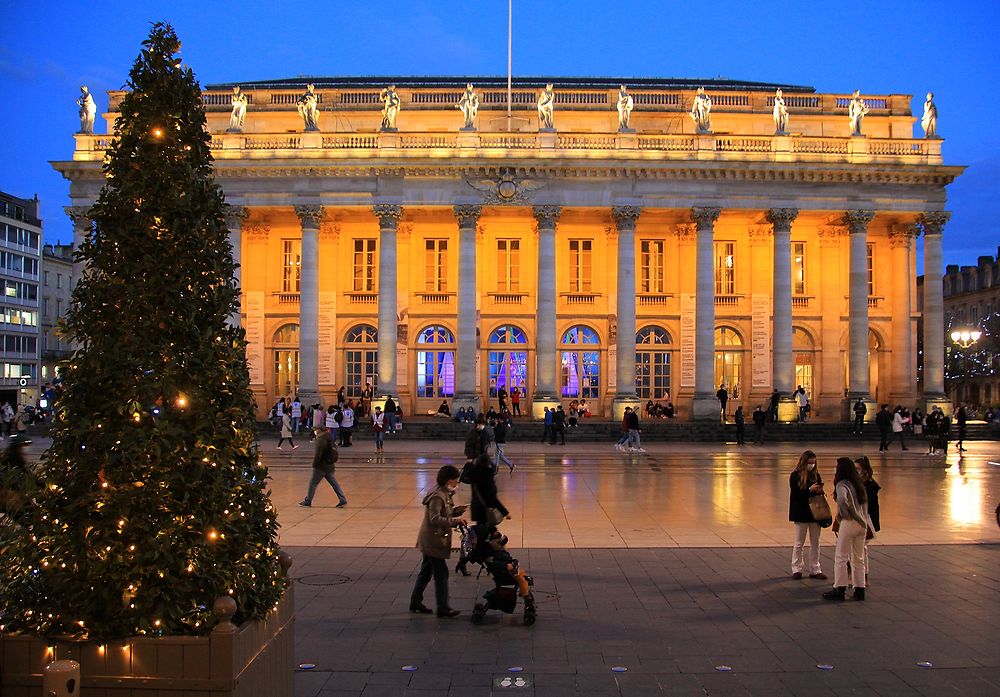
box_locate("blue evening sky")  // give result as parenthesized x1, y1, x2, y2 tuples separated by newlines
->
(1, 0, 997, 270)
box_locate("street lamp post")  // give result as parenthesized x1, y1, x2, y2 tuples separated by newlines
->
(949, 328, 982, 404)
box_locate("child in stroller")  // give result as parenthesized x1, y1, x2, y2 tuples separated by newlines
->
(461, 523, 536, 625)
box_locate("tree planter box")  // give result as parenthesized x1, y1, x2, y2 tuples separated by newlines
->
(0, 584, 294, 697)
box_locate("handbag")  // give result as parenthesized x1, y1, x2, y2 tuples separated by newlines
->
(486, 507, 505, 526)
(866, 525, 875, 541)
(808, 495, 833, 528)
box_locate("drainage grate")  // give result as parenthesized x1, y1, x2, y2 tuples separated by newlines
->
(295, 574, 353, 586)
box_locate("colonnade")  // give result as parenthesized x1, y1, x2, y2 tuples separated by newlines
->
(215, 203, 952, 420)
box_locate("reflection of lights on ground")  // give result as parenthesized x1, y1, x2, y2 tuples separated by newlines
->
(946, 468, 981, 526)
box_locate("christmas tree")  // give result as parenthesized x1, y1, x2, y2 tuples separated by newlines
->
(0, 23, 286, 641)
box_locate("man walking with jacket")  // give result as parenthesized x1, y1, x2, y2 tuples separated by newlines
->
(299, 425, 347, 508)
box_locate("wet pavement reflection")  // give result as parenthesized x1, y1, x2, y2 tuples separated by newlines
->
(263, 440, 1000, 549)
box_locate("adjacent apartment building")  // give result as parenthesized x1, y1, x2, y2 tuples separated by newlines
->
(943, 247, 1000, 406)
(41, 243, 74, 386)
(0, 191, 42, 408)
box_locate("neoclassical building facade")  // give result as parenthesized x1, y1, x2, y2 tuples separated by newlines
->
(56, 77, 962, 420)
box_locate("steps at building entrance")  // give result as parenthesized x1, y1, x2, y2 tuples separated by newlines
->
(258, 417, 1000, 443)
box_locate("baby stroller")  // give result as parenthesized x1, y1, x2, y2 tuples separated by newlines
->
(459, 523, 536, 625)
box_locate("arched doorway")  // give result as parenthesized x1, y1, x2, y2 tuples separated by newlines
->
(488, 324, 528, 408)
(635, 325, 672, 400)
(560, 325, 600, 410)
(714, 326, 744, 402)
(793, 327, 816, 400)
(344, 324, 377, 399)
(415, 325, 456, 410)
(271, 323, 299, 402)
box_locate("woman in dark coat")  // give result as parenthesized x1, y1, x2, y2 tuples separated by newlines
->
(789, 449, 827, 580)
(455, 454, 510, 576)
(410, 465, 467, 618)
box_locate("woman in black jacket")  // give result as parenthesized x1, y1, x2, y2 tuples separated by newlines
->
(456, 454, 510, 576)
(855, 456, 880, 583)
(788, 450, 828, 580)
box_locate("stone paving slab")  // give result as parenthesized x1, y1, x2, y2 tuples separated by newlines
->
(288, 544, 1000, 697)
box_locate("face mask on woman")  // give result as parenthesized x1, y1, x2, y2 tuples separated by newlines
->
(807, 462, 816, 471)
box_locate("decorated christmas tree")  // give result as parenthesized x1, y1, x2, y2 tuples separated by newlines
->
(0, 22, 286, 640)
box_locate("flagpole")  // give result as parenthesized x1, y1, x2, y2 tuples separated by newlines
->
(507, 0, 512, 132)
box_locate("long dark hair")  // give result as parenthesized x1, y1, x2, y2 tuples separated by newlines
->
(834, 456, 866, 504)
(794, 450, 817, 488)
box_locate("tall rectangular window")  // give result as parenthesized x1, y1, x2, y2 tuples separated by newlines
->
(640, 240, 665, 294)
(281, 240, 301, 293)
(497, 239, 520, 292)
(568, 240, 592, 292)
(792, 242, 806, 295)
(353, 239, 376, 291)
(424, 239, 448, 292)
(866, 243, 875, 296)
(715, 241, 735, 295)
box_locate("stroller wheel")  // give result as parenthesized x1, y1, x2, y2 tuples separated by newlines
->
(471, 603, 486, 624)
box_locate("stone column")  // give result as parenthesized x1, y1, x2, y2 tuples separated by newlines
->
(452, 204, 482, 413)
(64, 205, 91, 287)
(920, 211, 950, 413)
(611, 206, 642, 420)
(223, 205, 249, 328)
(845, 209, 876, 416)
(691, 207, 722, 420)
(766, 208, 800, 422)
(532, 205, 561, 418)
(374, 204, 402, 400)
(889, 224, 916, 406)
(294, 205, 322, 405)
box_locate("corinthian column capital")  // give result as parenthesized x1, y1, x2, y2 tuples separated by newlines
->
(765, 208, 799, 229)
(223, 204, 250, 228)
(532, 205, 561, 227)
(453, 204, 482, 228)
(294, 205, 324, 228)
(64, 205, 92, 225)
(919, 211, 951, 236)
(889, 223, 919, 249)
(373, 203, 403, 230)
(843, 209, 875, 234)
(611, 205, 641, 231)
(691, 206, 722, 228)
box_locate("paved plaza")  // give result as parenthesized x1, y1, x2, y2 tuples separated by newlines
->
(24, 437, 1000, 696)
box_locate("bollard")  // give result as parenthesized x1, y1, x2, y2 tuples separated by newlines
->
(42, 659, 80, 696)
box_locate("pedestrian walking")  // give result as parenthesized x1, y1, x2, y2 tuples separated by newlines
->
(734, 406, 746, 445)
(789, 450, 827, 580)
(409, 465, 467, 618)
(823, 457, 871, 602)
(752, 405, 766, 444)
(276, 412, 298, 450)
(956, 404, 968, 452)
(888, 407, 909, 451)
(716, 383, 729, 422)
(298, 425, 347, 508)
(614, 408, 631, 451)
(464, 414, 489, 463)
(551, 405, 566, 445)
(493, 414, 515, 473)
(875, 404, 892, 453)
(372, 406, 386, 454)
(626, 406, 644, 452)
(541, 407, 553, 443)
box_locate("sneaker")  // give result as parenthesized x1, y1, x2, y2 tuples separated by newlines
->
(792, 572, 803, 579)
(436, 608, 461, 618)
(298, 500, 311, 507)
(276, 445, 283, 450)
(292, 444, 299, 450)
(509, 464, 516, 473)
(809, 573, 828, 580)
(336, 501, 347, 508)
(637, 448, 647, 453)
(409, 603, 433, 614)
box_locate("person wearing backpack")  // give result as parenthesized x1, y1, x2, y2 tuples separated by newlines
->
(298, 424, 347, 508)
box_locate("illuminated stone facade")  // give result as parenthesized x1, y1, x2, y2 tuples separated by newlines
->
(55, 77, 963, 419)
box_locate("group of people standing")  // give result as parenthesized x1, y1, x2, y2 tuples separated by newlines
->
(789, 450, 881, 602)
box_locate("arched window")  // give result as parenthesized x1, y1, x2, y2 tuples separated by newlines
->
(560, 325, 600, 399)
(635, 326, 672, 399)
(793, 327, 815, 399)
(345, 324, 377, 398)
(416, 325, 456, 398)
(272, 323, 299, 399)
(488, 325, 528, 399)
(714, 326, 743, 399)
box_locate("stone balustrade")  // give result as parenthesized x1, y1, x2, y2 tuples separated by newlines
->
(72, 131, 944, 165)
